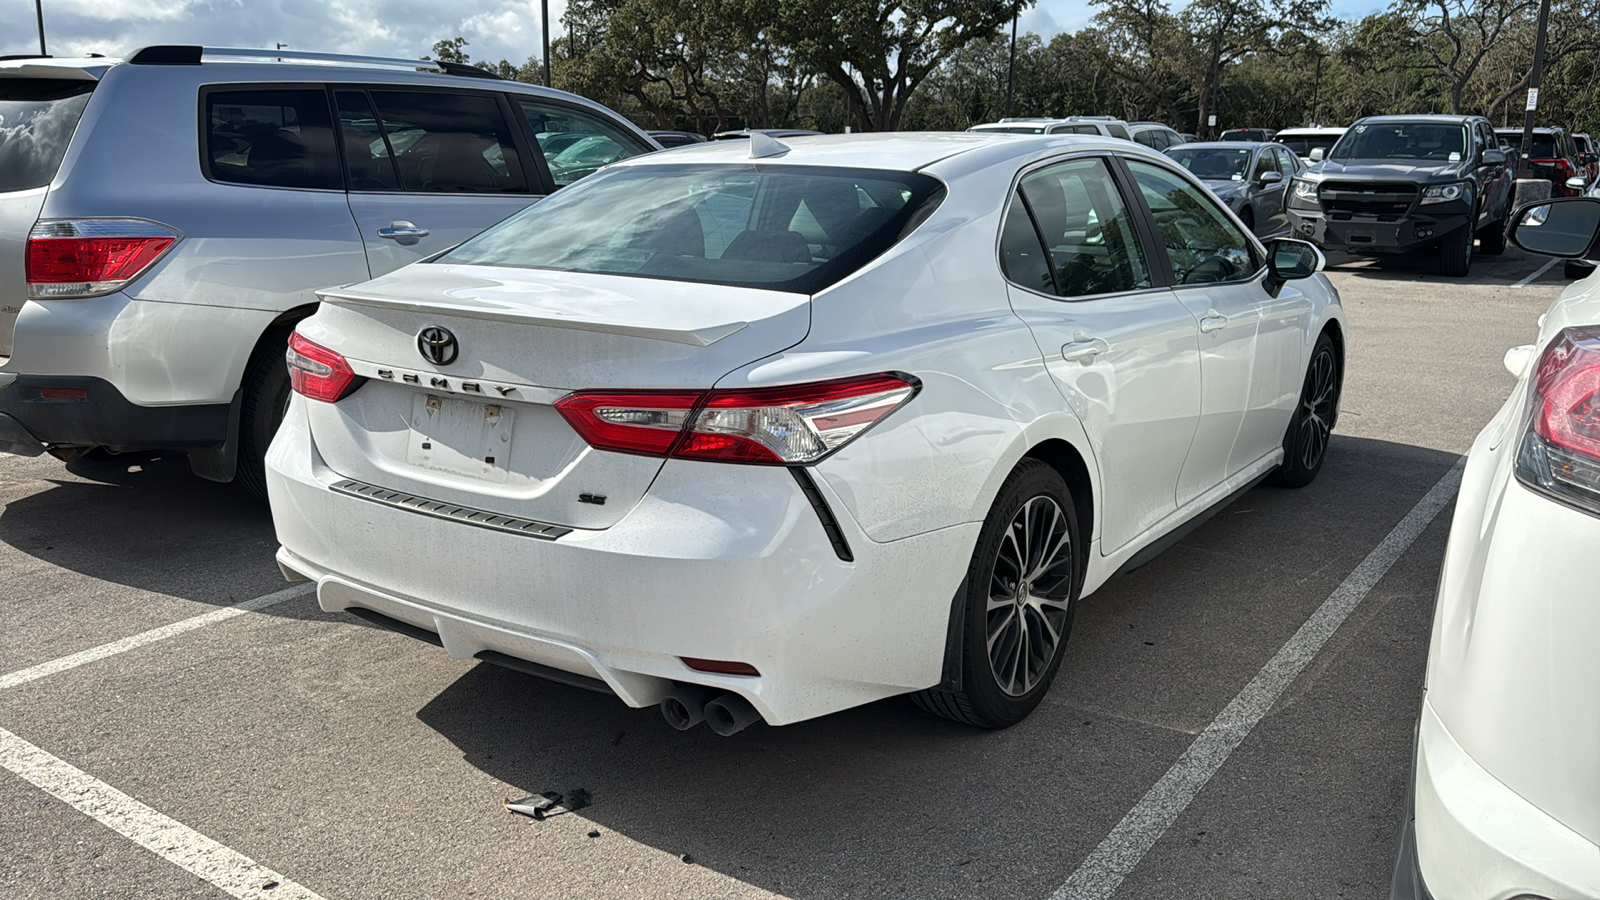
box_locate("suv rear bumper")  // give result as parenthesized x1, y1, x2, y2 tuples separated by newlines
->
(1288, 209, 1470, 253)
(0, 375, 231, 453)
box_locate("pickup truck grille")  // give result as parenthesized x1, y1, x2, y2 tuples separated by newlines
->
(1319, 181, 1417, 219)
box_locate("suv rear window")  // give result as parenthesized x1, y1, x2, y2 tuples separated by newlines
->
(441, 163, 945, 294)
(204, 88, 341, 190)
(1499, 133, 1560, 159)
(0, 79, 94, 193)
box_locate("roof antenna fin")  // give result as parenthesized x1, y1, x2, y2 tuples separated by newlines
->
(748, 132, 791, 159)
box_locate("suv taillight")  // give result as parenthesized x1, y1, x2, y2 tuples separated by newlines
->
(26, 219, 180, 299)
(1515, 327, 1600, 515)
(286, 332, 358, 402)
(555, 374, 919, 465)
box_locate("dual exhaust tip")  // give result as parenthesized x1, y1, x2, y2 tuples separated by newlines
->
(661, 684, 762, 736)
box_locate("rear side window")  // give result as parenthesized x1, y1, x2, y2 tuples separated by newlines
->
(517, 100, 651, 189)
(0, 79, 94, 193)
(204, 88, 340, 190)
(1107, 124, 1132, 141)
(441, 163, 945, 294)
(1015, 157, 1151, 298)
(362, 90, 529, 194)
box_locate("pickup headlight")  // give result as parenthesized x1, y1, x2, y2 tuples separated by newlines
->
(1292, 179, 1319, 201)
(1420, 182, 1467, 204)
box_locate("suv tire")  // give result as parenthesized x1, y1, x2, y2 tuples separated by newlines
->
(236, 325, 295, 502)
(1439, 224, 1474, 277)
(913, 459, 1080, 729)
(1477, 205, 1509, 256)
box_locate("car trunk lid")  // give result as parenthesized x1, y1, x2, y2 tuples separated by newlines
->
(301, 264, 811, 530)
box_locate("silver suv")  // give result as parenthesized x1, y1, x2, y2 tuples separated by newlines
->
(0, 46, 657, 497)
(968, 116, 1134, 141)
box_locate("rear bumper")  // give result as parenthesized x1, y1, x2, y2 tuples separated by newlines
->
(1411, 700, 1600, 899)
(1287, 209, 1469, 253)
(0, 375, 231, 452)
(266, 395, 978, 726)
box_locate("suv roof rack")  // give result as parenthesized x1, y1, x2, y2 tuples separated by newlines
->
(124, 45, 504, 80)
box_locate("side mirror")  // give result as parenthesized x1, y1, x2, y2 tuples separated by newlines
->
(1482, 148, 1507, 166)
(1584, 153, 1598, 166)
(1504, 344, 1535, 378)
(1265, 238, 1325, 296)
(1309, 147, 1326, 162)
(1568, 176, 1589, 191)
(1509, 197, 1600, 259)
(1259, 170, 1284, 185)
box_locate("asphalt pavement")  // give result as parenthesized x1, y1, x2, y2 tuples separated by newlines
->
(0, 244, 1573, 899)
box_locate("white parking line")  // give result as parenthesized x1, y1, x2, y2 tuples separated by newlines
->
(1050, 457, 1466, 900)
(1512, 258, 1559, 288)
(0, 725, 325, 899)
(0, 584, 314, 692)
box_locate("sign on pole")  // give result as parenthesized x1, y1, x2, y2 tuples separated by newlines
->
(1526, 88, 1539, 111)
(1208, 115, 1217, 127)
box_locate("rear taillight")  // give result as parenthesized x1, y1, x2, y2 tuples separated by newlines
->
(1516, 327, 1600, 515)
(286, 332, 358, 403)
(555, 373, 919, 465)
(26, 219, 180, 299)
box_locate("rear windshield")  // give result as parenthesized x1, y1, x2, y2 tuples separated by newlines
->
(1166, 147, 1253, 180)
(1334, 122, 1466, 161)
(441, 163, 946, 294)
(1499, 132, 1559, 159)
(1277, 134, 1341, 157)
(0, 79, 94, 193)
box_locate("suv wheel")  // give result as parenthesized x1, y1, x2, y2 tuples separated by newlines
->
(913, 459, 1080, 729)
(1439, 224, 1474, 277)
(236, 325, 295, 502)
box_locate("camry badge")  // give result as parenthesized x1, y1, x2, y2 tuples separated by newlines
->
(417, 326, 459, 366)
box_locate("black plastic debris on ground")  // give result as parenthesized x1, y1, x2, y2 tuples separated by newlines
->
(504, 788, 592, 821)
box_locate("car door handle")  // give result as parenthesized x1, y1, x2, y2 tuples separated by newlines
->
(1199, 308, 1233, 333)
(1061, 335, 1110, 363)
(377, 221, 430, 244)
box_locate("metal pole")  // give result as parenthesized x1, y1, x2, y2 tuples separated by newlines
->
(1004, 10, 1018, 118)
(541, 0, 552, 87)
(1310, 53, 1322, 126)
(1518, 0, 1552, 177)
(35, 0, 47, 55)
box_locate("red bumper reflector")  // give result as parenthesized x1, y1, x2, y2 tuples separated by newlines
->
(39, 387, 88, 400)
(681, 657, 761, 677)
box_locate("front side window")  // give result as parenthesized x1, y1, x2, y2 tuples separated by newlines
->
(517, 100, 651, 189)
(1333, 122, 1468, 162)
(1251, 148, 1278, 180)
(1126, 160, 1258, 286)
(204, 88, 340, 190)
(441, 163, 944, 294)
(1275, 148, 1300, 174)
(357, 90, 529, 193)
(1008, 157, 1151, 298)
(0, 79, 94, 193)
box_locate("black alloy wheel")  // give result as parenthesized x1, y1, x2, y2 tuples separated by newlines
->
(1270, 332, 1340, 488)
(914, 459, 1080, 728)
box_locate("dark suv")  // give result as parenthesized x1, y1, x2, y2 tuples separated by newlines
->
(1288, 115, 1514, 276)
(1495, 126, 1591, 197)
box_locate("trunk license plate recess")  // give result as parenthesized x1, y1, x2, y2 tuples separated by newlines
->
(406, 393, 515, 482)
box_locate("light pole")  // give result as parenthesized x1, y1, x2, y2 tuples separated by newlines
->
(541, 0, 552, 87)
(1517, 0, 1552, 178)
(35, 0, 47, 55)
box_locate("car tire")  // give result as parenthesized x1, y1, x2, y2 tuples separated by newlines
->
(1240, 207, 1256, 234)
(1269, 332, 1340, 488)
(1565, 260, 1596, 280)
(1439, 223, 1473, 277)
(236, 324, 295, 503)
(1477, 205, 1508, 256)
(913, 458, 1080, 729)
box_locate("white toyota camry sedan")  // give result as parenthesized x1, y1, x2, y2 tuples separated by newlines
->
(1393, 198, 1600, 898)
(267, 133, 1346, 734)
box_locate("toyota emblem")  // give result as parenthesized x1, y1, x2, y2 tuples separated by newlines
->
(417, 326, 459, 366)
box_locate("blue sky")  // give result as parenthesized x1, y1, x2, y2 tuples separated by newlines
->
(2, 1, 1392, 67)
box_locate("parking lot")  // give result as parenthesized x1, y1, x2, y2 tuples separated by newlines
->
(0, 247, 1570, 899)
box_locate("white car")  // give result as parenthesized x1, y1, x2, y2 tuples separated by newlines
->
(267, 133, 1347, 734)
(1393, 197, 1600, 898)
(1274, 125, 1348, 166)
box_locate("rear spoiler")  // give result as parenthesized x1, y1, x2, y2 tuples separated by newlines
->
(0, 59, 105, 81)
(316, 288, 750, 348)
